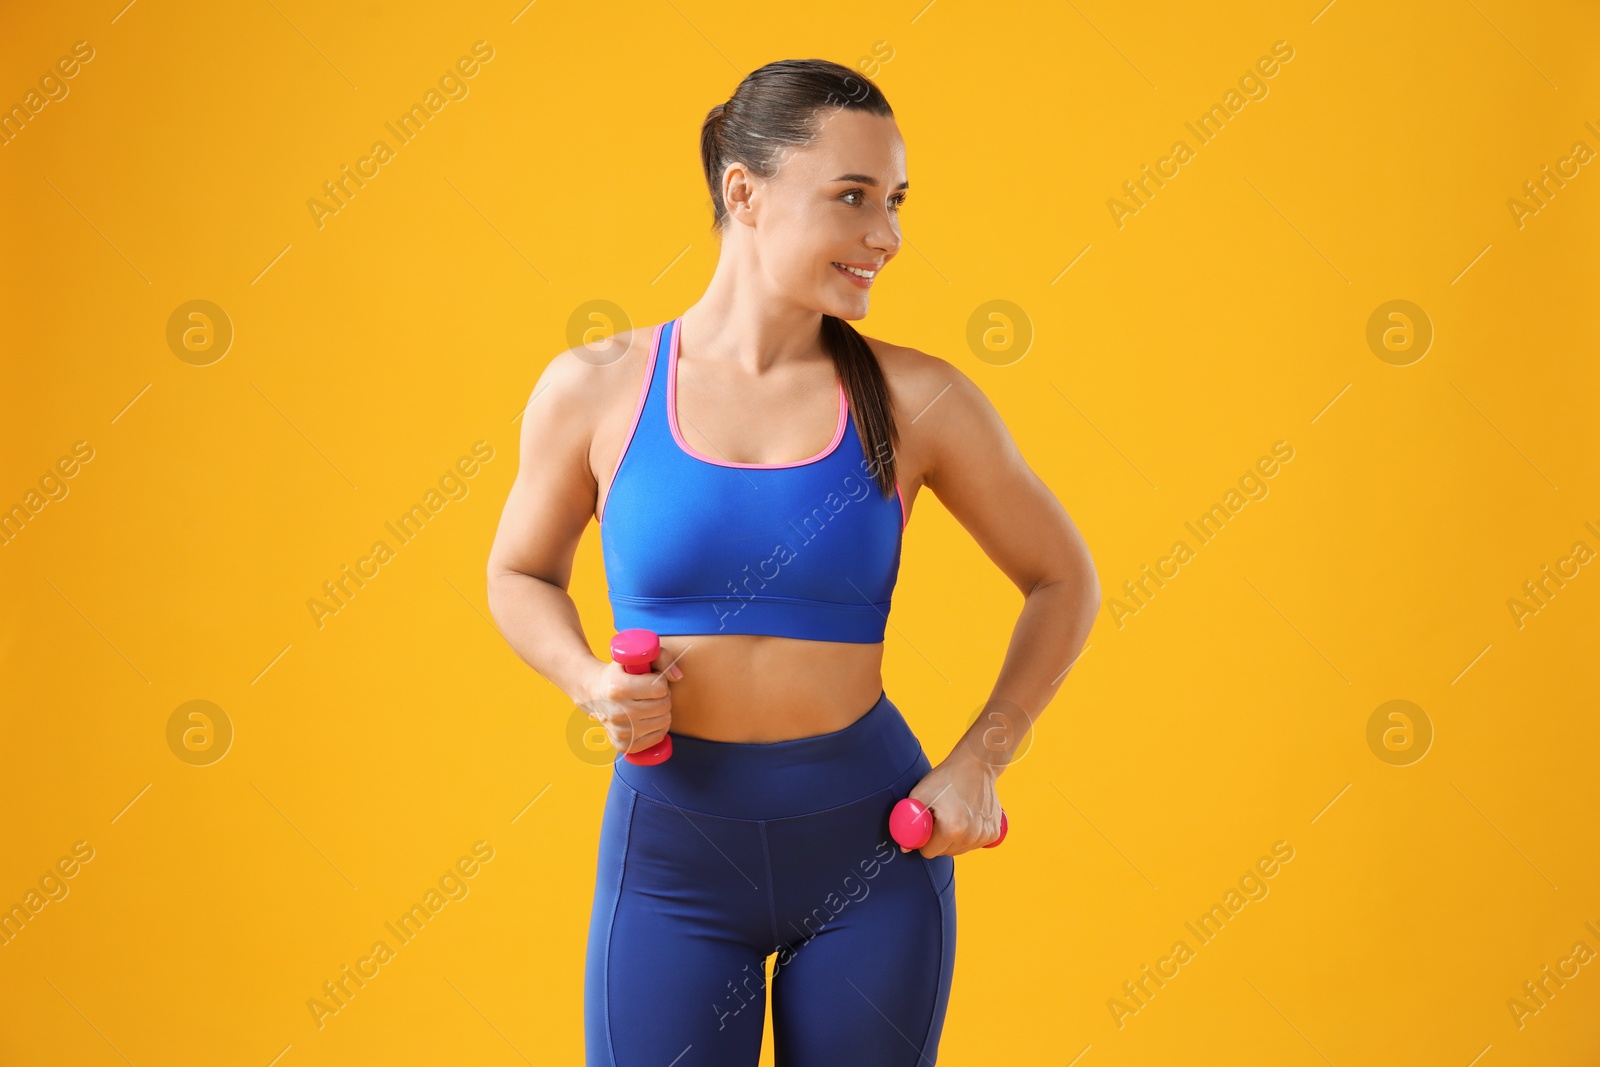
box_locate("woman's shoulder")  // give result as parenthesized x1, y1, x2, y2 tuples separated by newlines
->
(856, 329, 1008, 492)
(857, 329, 981, 414)
(853, 329, 994, 492)
(521, 326, 660, 460)
(536, 325, 657, 409)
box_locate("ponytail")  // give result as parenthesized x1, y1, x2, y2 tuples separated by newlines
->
(821, 315, 898, 500)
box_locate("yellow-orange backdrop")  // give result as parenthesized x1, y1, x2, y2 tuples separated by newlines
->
(2, 1, 1598, 1064)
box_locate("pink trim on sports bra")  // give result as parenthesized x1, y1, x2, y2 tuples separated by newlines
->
(667, 316, 848, 469)
(598, 317, 910, 531)
(596, 322, 662, 526)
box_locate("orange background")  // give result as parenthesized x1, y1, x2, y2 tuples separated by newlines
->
(2, 1, 1598, 1064)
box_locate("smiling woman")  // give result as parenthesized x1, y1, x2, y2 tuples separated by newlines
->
(485, 55, 1100, 1067)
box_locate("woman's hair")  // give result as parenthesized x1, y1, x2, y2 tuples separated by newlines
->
(698, 59, 901, 501)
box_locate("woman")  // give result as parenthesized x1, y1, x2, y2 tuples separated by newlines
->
(487, 58, 1099, 1066)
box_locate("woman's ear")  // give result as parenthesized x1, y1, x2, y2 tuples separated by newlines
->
(722, 161, 759, 228)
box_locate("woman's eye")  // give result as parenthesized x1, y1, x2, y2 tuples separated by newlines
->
(841, 190, 908, 211)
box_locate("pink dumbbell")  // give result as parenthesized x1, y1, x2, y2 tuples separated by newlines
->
(609, 628, 673, 766)
(890, 797, 1008, 850)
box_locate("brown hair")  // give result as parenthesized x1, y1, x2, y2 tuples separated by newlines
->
(698, 59, 900, 499)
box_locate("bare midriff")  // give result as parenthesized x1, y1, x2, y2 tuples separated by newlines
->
(654, 633, 887, 742)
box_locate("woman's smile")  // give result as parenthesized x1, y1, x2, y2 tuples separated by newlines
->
(831, 261, 878, 287)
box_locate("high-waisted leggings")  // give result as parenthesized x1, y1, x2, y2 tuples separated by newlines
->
(584, 690, 957, 1066)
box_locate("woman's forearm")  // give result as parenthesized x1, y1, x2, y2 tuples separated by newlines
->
(949, 571, 1101, 775)
(487, 570, 606, 705)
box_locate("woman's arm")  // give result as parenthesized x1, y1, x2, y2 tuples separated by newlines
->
(902, 356, 1101, 855)
(486, 350, 611, 700)
(485, 348, 679, 749)
(483, 342, 678, 751)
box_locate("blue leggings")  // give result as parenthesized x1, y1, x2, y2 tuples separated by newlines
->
(584, 690, 957, 1066)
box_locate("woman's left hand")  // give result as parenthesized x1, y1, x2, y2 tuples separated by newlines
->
(902, 749, 1005, 858)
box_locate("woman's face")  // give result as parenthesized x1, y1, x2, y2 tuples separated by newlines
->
(732, 108, 907, 320)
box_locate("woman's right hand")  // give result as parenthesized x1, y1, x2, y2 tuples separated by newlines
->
(580, 655, 682, 757)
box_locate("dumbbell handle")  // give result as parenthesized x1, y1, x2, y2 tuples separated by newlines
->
(609, 629, 673, 766)
(890, 797, 1008, 850)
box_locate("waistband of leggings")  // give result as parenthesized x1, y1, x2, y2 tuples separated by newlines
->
(612, 689, 923, 820)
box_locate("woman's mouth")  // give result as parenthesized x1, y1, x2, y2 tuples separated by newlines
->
(831, 262, 877, 288)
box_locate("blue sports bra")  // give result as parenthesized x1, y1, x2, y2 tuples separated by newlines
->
(599, 316, 906, 643)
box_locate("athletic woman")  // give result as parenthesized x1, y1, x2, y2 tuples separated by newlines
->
(487, 58, 1099, 1066)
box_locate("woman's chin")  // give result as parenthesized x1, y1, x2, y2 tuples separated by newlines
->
(821, 294, 871, 320)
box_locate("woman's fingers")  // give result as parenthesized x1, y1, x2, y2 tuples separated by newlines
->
(622, 705, 671, 748)
(597, 697, 671, 754)
(918, 803, 1002, 857)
